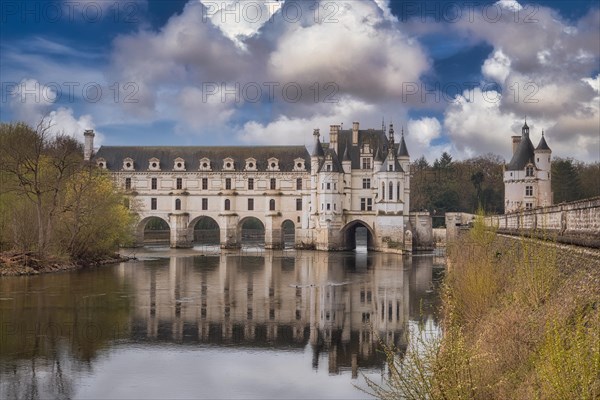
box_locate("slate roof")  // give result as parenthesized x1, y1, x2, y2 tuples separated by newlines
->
(94, 146, 311, 172)
(536, 134, 551, 151)
(318, 148, 344, 173)
(397, 135, 409, 157)
(311, 138, 325, 157)
(318, 128, 409, 169)
(380, 151, 404, 173)
(506, 137, 536, 171)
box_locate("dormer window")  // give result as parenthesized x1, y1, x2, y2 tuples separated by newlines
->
(293, 158, 306, 171)
(245, 157, 257, 171)
(173, 157, 186, 171)
(149, 158, 161, 171)
(388, 163, 393, 172)
(525, 165, 534, 177)
(123, 157, 134, 171)
(326, 163, 332, 172)
(96, 158, 106, 169)
(199, 157, 212, 171)
(223, 157, 235, 171)
(267, 157, 279, 171)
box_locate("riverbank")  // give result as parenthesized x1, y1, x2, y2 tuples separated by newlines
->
(367, 220, 600, 400)
(442, 223, 600, 399)
(0, 252, 132, 277)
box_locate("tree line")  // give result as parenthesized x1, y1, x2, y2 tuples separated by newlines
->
(410, 152, 600, 222)
(0, 121, 135, 262)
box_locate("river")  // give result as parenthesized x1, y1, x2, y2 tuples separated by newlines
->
(0, 247, 443, 399)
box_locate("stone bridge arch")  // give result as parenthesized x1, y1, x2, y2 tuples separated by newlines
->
(341, 220, 375, 251)
(281, 219, 296, 248)
(136, 216, 171, 246)
(189, 215, 221, 245)
(238, 216, 266, 248)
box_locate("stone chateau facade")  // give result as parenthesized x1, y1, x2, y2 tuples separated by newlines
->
(86, 122, 431, 252)
(504, 120, 552, 213)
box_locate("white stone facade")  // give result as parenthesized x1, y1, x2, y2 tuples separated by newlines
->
(504, 121, 552, 213)
(90, 122, 416, 252)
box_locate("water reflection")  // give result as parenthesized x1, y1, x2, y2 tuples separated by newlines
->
(0, 250, 442, 399)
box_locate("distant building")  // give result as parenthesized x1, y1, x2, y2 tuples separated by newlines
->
(504, 120, 552, 213)
(85, 122, 431, 252)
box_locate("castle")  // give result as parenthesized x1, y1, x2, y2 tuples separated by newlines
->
(503, 120, 552, 213)
(86, 122, 431, 253)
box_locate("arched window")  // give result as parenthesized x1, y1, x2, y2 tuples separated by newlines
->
(224, 199, 231, 211)
(269, 199, 276, 211)
(381, 182, 386, 200)
(175, 198, 181, 210)
(389, 181, 394, 201)
(397, 182, 401, 201)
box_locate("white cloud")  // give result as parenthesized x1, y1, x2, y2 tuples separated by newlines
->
(198, 0, 284, 49)
(237, 97, 377, 145)
(8, 78, 103, 145)
(407, 117, 441, 146)
(482, 49, 511, 84)
(268, 1, 429, 101)
(495, 0, 523, 12)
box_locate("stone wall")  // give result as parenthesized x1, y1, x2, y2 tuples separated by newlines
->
(484, 197, 600, 248)
(409, 212, 433, 251)
(445, 212, 476, 243)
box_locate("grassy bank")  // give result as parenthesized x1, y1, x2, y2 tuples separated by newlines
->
(367, 218, 600, 399)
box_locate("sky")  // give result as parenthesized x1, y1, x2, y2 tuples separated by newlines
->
(0, 0, 598, 163)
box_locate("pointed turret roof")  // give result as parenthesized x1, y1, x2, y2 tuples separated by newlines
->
(342, 142, 351, 162)
(397, 127, 409, 158)
(535, 131, 551, 151)
(318, 148, 344, 173)
(507, 135, 535, 170)
(374, 146, 384, 162)
(380, 152, 404, 173)
(312, 138, 324, 157)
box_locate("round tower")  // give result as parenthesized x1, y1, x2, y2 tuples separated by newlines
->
(534, 130, 552, 207)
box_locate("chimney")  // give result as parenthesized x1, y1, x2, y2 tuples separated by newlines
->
(329, 124, 339, 154)
(352, 122, 359, 145)
(84, 129, 95, 161)
(511, 135, 521, 155)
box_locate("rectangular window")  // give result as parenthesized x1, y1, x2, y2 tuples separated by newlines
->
(326, 183, 331, 190)
(367, 198, 372, 211)
(388, 164, 393, 171)
(296, 198, 302, 211)
(151, 198, 157, 210)
(176, 177, 182, 190)
(327, 203, 331, 210)
(361, 157, 371, 170)
(125, 177, 131, 190)
(296, 178, 302, 190)
(362, 178, 370, 189)
(326, 164, 331, 171)
(270, 178, 276, 190)
(525, 185, 533, 196)
(202, 178, 208, 190)
(151, 177, 157, 190)
(202, 198, 208, 210)
(248, 198, 254, 211)
(225, 178, 231, 190)
(360, 198, 366, 211)
(248, 178, 254, 190)
(525, 202, 533, 210)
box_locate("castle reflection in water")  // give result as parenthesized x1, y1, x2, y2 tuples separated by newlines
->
(119, 250, 443, 376)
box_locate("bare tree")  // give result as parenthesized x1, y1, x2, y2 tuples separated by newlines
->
(0, 118, 82, 256)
